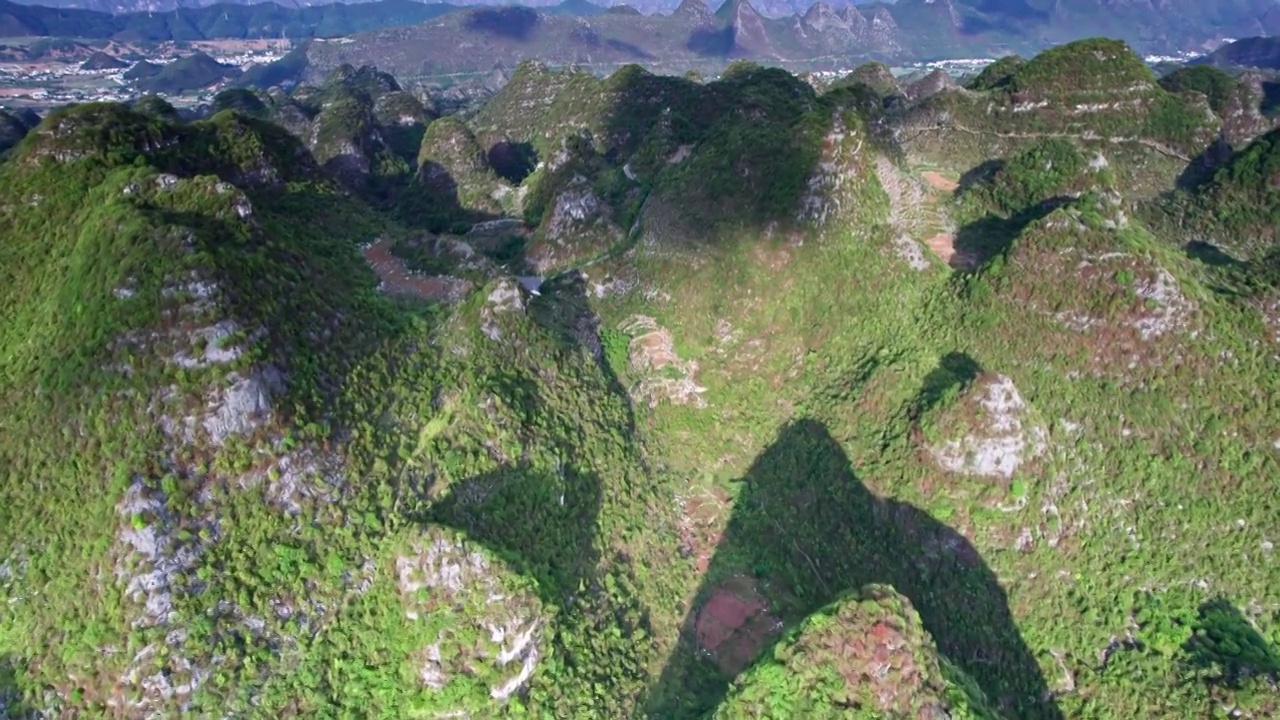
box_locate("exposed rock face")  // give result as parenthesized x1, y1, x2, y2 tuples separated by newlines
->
(527, 175, 623, 273)
(927, 374, 1048, 479)
(672, 0, 717, 25)
(794, 2, 904, 56)
(903, 68, 958, 102)
(719, 0, 778, 58)
(480, 278, 528, 341)
(798, 111, 879, 233)
(621, 315, 707, 408)
(396, 527, 547, 704)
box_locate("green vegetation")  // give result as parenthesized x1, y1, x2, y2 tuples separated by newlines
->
(1158, 65, 1239, 116)
(966, 55, 1025, 91)
(899, 39, 1222, 194)
(132, 52, 241, 95)
(1007, 39, 1155, 97)
(714, 586, 1002, 719)
(1146, 127, 1280, 269)
(3, 40, 1280, 720)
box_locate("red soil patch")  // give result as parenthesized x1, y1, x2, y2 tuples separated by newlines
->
(694, 575, 781, 676)
(926, 232, 978, 271)
(921, 171, 959, 193)
(679, 489, 729, 573)
(362, 238, 462, 301)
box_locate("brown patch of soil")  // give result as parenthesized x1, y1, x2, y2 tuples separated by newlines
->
(362, 238, 464, 301)
(921, 171, 959, 193)
(678, 489, 729, 573)
(694, 575, 781, 676)
(926, 232, 977, 270)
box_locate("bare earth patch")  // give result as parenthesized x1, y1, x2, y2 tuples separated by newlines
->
(926, 232, 977, 270)
(694, 575, 781, 675)
(676, 487, 729, 573)
(921, 171, 959, 193)
(362, 238, 470, 302)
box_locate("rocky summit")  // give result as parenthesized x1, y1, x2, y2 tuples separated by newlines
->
(3, 36, 1280, 720)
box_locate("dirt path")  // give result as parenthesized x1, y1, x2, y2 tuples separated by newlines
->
(906, 123, 1194, 162)
(362, 238, 466, 301)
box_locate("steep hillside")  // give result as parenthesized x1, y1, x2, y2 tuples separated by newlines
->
(0, 109, 37, 157)
(5, 40, 1280, 720)
(1158, 126, 1280, 263)
(0, 102, 679, 718)
(228, 64, 436, 202)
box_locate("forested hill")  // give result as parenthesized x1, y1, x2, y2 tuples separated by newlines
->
(2, 37, 1280, 720)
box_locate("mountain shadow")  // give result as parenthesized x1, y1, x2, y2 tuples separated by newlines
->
(913, 351, 982, 420)
(687, 25, 735, 57)
(526, 269, 636, 433)
(952, 197, 1070, 271)
(463, 7, 540, 41)
(1175, 134, 1234, 192)
(487, 140, 538, 185)
(396, 161, 503, 233)
(1184, 240, 1244, 268)
(1185, 597, 1280, 689)
(644, 418, 1061, 719)
(0, 654, 32, 719)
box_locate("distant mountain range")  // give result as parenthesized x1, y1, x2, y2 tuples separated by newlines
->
(1200, 35, 1280, 69)
(3, 0, 1280, 68)
(280, 0, 1280, 82)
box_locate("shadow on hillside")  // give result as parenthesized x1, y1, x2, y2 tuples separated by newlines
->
(1175, 135, 1233, 193)
(956, 158, 1004, 194)
(1263, 81, 1280, 118)
(487, 140, 538, 185)
(396, 161, 503, 233)
(912, 351, 982, 420)
(687, 26, 735, 57)
(952, 198, 1070, 270)
(526, 269, 636, 431)
(1185, 240, 1244, 268)
(427, 461, 606, 611)
(413, 299, 647, 702)
(463, 7, 540, 41)
(0, 654, 31, 719)
(958, 0, 1049, 36)
(644, 417, 1061, 720)
(569, 24, 656, 60)
(1185, 597, 1280, 689)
